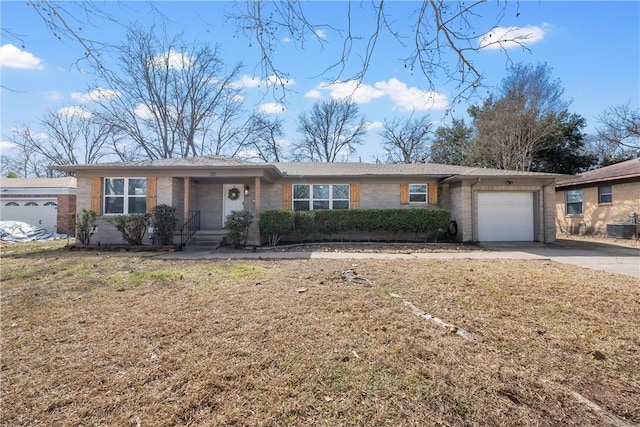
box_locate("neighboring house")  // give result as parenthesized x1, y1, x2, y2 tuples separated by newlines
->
(54, 156, 561, 245)
(556, 157, 640, 236)
(0, 177, 77, 234)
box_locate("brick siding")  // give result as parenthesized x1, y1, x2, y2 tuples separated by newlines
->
(556, 181, 640, 235)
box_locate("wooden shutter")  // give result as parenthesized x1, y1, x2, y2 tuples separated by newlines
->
(146, 177, 157, 213)
(350, 183, 360, 209)
(428, 183, 438, 205)
(400, 183, 409, 205)
(282, 184, 292, 210)
(91, 177, 102, 215)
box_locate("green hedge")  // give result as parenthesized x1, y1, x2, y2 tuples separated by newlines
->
(259, 208, 450, 244)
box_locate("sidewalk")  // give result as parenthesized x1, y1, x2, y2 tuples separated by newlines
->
(156, 240, 639, 279)
(157, 249, 547, 261)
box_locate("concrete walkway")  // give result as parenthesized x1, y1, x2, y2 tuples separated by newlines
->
(157, 239, 639, 278)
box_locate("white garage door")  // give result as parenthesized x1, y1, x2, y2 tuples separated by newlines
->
(477, 192, 534, 241)
(0, 198, 58, 232)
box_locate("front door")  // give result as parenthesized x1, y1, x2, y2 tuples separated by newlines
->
(222, 184, 245, 227)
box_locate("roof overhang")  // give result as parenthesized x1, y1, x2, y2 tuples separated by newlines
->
(52, 164, 284, 183)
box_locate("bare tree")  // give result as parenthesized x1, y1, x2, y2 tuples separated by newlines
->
(295, 99, 366, 162)
(470, 63, 569, 171)
(89, 26, 243, 159)
(230, 1, 531, 101)
(381, 116, 433, 163)
(597, 104, 640, 152)
(2, 132, 58, 178)
(12, 2, 529, 103)
(240, 114, 287, 162)
(7, 108, 116, 176)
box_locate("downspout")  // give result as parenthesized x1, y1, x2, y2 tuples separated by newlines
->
(542, 179, 555, 243)
(470, 178, 481, 241)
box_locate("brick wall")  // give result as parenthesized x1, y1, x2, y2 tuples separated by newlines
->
(56, 194, 76, 234)
(556, 181, 640, 235)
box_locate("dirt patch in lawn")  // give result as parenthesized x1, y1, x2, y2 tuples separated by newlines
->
(2, 244, 639, 426)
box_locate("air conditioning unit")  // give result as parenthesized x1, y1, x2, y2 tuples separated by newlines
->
(606, 223, 639, 239)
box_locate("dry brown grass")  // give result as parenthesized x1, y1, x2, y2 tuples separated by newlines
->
(2, 243, 639, 426)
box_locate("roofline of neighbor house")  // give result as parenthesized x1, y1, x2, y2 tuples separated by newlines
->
(555, 173, 640, 189)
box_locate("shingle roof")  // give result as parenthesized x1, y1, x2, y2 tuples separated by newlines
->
(51, 156, 563, 180)
(0, 177, 77, 189)
(93, 155, 258, 168)
(556, 158, 640, 187)
(271, 162, 474, 177)
(272, 162, 562, 179)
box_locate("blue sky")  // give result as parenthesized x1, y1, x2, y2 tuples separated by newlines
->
(1, 1, 639, 162)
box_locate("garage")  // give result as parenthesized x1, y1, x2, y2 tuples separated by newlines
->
(1, 198, 59, 232)
(477, 192, 534, 241)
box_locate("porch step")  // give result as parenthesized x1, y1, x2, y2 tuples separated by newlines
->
(186, 230, 228, 248)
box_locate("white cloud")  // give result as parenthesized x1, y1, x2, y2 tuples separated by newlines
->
(0, 44, 43, 70)
(233, 75, 262, 89)
(320, 80, 385, 103)
(315, 29, 327, 39)
(479, 24, 547, 50)
(134, 104, 154, 120)
(151, 50, 192, 69)
(58, 106, 92, 119)
(374, 78, 448, 111)
(305, 89, 322, 99)
(72, 88, 119, 103)
(259, 102, 285, 114)
(365, 121, 383, 131)
(311, 78, 448, 111)
(283, 37, 292, 43)
(267, 75, 295, 87)
(0, 141, 17, 151)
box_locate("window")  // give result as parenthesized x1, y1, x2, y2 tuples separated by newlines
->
(409, 184, 428, 203)
(104, 178, 147, 214)
(566, 189, 583, 215)
(25, 201, 39, 206)
(292, 184, 350, 211)
(598, 185, 612, 204)
(44, 201, 57, 206)
(5, 202, 19, 206)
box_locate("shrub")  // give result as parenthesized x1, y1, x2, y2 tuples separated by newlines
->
(260, 210, 295, 246)
(313, 208, 450, 234)
(258, 208, 451, 243)
(294, 211, 315, 236)
(151, 204, 177, 245)
(73, 209, 97, 246)
(225, 210, 254, 248)
(106, 213, 151, 246)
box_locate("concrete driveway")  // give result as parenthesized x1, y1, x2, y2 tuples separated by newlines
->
(158, 239, 639, 278)
(480, 239, 640, 278)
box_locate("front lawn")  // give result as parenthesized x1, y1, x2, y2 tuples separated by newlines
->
(1, 244, 638, 426)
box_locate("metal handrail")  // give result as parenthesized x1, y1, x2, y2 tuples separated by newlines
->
(179, 210, 201, 250)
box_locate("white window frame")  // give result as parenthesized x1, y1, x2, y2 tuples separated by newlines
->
(103, 177, 147, 215)
(566, 189, 583, 215)
(409, 184, 428, 204)
(598, 185, 612, 204)
(292, 184, 350, 211)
